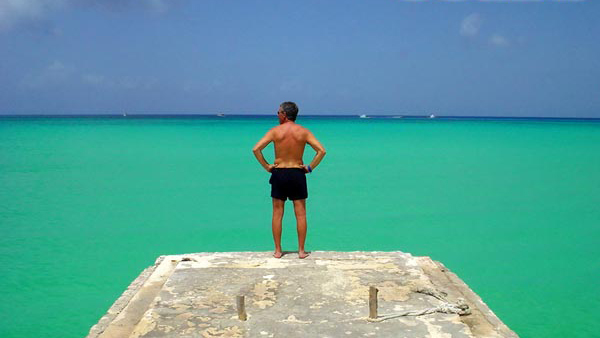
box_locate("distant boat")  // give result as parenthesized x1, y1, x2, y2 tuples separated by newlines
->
(429, 114, 436, 119)
(392, 116, 403, 119)
(123, 113, 127, 117)
(217, 113, 225, 117)
(359, 114, 369, 119)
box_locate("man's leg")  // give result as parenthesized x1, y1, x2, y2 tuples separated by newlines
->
(272, 198, 285, 258)
(292, 199, 309, 259)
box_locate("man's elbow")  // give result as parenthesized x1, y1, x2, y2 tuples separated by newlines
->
(320, 149, 327, 156)
(252, 147, 261, 154)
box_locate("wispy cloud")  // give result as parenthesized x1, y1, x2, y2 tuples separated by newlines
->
(82, 73, 158, 90)
(459, 14, 517, 49)
(0, 0, 66, 31)
(279, 80, 303, 93)
(489, 34, 510, 48)
(0, 0, 174, 32)
(20, 60, 158, 90)
(460, 13, 482, 37)
(74, 0, 174, 13)
(147, 0, 170, 14)
(81, 73, 105, 86)
(20, 60, 74, 88)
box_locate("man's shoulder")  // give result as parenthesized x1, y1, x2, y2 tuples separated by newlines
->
(293, 123, 310, 133)
(272, 123, 309, 132)
(269, 125, 284, 132)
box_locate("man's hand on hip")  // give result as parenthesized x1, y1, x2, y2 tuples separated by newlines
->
(267, 164, 278, 172)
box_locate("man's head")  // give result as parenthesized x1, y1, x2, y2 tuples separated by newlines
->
(279, 101, 299, 122)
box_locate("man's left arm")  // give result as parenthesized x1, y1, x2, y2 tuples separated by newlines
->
(252, 130, 276, 172)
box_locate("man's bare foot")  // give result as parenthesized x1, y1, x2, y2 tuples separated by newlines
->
(273, 251, 283, 258)
(298, 251, 309, 259)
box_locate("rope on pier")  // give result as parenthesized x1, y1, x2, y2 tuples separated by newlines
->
(366, 286, 471, 322)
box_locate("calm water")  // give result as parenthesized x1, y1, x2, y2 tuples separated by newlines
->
(0, 116, 599, 337)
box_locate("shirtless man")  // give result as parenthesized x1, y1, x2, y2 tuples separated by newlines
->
(252, 102, 326, 259)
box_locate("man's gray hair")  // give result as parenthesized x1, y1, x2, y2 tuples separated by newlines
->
(280, 101, 299, 121)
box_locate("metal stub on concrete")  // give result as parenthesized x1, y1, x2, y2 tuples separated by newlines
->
(369, 286, 379, 320)
(237, 295, 247, 321)
(88, 251, 518, 338)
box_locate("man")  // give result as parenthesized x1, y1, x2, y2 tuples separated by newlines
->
(252, 102, 326, 259)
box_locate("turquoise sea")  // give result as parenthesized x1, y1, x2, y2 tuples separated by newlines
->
(0, 116, 599, 337)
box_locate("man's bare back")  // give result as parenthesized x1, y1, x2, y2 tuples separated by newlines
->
(252, 102, 326, 259)
(253, 109, 325, 173)
(272, 123, 311, 168)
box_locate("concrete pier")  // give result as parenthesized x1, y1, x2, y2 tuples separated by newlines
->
(88, 251, 517, 337)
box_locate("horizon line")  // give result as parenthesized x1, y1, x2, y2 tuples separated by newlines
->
(0, 113, 599, 120)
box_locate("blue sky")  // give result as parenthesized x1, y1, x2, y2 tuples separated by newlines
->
(0, 0, 598, 117)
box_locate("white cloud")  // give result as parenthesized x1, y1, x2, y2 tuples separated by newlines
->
(459, 14, 516, 49)
(74, 0, 175, 13)
(20, 60, 74, 88)
(0, 0, 173, 32)
(0, 0, 66, 31)
(147, 0, 170, 14)
(82, 73, 105, 85)
(280, 80, 302, 93)
(119, 76, 158, 89)
(21, 60, 158, 90)
(83, 73, 158, 90)
(489, 34, 510, 47)
(460, 13, 482, 37)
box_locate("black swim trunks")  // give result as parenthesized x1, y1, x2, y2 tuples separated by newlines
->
(269, 168, 308, 201)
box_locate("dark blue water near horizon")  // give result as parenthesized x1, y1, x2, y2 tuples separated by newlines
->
(1, 113, 599, 122)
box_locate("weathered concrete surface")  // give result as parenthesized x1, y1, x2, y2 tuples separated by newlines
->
(88, 251, 518, 337)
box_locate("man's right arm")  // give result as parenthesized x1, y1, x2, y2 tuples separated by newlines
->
(305, 131, 326, 171)
(253, 129, 276, 172)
